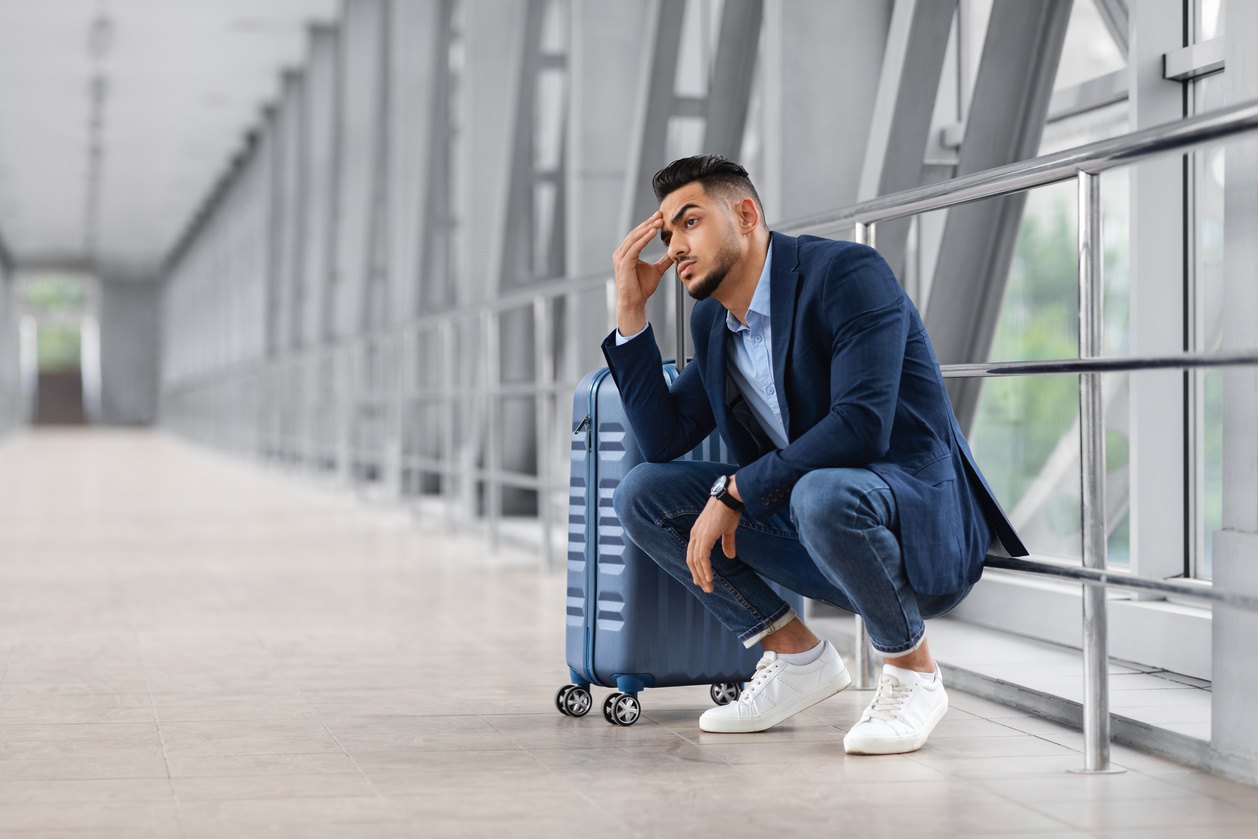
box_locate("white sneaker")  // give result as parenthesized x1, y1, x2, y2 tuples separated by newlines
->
(843, 665, 948, 755)
(699, 641, 851, 733)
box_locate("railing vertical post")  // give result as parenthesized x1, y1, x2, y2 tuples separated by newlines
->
(534, 295, 554, 571)
(440, 321, 457, 533)
(484, 309, 502, 552)
(849, 219, 881, 689)
(337, 342, 355, 484)
(1073, 169, 1122, 775)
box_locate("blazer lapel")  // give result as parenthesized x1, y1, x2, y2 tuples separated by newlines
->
(706, 309, 729, 421)
(769, 232, 801, 438)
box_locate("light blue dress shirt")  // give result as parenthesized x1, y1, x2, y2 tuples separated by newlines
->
(616, 243, 789, 450)
(722, 244, 789, 449)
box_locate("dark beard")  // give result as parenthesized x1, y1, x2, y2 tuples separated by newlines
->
(686, 238, 741, 301)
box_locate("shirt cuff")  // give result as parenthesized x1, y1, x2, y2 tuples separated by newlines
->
(614, 324, 649, 346)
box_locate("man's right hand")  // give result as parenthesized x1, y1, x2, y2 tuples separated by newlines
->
(613, 211, 675, 337)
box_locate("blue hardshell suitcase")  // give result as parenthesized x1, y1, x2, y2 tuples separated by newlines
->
(558, 362, 805, 725)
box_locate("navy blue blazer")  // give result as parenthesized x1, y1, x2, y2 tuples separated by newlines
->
(601, 232, 1026, 595)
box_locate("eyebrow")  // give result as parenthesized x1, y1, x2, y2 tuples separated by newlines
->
(661, 202, 700, 245)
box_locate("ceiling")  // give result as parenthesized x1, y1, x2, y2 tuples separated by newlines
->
(0, 0, 339, 280)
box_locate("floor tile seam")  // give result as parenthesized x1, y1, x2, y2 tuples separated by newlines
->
(944, 781, 1106, 832)
(307, 697, 401, 808)
(501, 741, 641, 835)
(968, 769, 1233, 808)
(133, 626, 192, 839)
(1011, 792, 1258, 832)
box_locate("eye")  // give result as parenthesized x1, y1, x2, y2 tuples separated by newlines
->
(685, 217, 698, 228)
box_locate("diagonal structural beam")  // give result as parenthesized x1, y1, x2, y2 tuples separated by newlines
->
(622, 0, 763, 230)
(925, 0, 1073, 435)
(620, 0, 688, 235)
(857, 0, 958, 283)
(491, 0, 567, 291)
(702, 0, 763, 160)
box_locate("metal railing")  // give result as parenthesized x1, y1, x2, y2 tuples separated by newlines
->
(832, 98, 1258, 774)
(161, 98, 1258, 775)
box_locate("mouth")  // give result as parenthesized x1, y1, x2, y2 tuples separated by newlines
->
(677, 260, 696, 279)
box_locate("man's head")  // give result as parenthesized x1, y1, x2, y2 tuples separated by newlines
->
(651, 155, 767, 301)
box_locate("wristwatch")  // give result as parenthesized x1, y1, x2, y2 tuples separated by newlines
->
(709, 474, 744, 512)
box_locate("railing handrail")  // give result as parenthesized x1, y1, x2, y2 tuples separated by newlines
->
(941, 350, 1258, 378)
(788, 98, 1258, 231)
(164, 99, 1258, 392)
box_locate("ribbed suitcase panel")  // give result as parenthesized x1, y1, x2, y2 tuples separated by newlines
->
(567, 366, 803, 690)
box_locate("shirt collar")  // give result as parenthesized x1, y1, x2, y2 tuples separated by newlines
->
(724, 242, 773, 334)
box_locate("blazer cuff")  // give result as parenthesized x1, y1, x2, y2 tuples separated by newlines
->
(734, 459, 793, 520)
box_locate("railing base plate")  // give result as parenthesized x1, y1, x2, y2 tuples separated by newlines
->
(1067, 765, 1127, 775)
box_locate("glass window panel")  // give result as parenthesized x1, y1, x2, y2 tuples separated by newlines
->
(969, 114, 1130, 562)
(1197, 0, 1225, 42)
(971, 181, 1081, 560)
(1052, 0, 1126, 92)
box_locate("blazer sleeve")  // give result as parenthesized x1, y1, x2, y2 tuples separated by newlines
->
(600, 324, 717, 463)
(736, 245, 909, 519)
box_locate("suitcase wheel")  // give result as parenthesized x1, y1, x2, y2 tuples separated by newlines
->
(710, 682, 741, 706)
(556, 685, 592, 717)
(602, 692, 641, 726)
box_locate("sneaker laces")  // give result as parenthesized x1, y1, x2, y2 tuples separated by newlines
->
(864, 672, 912, 721)
(740, 653, 779, 702)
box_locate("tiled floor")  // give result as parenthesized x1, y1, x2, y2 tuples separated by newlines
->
(1, 429, 1257, 838)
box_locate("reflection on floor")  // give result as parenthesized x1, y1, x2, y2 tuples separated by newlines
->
(0, 429, 1256, 838)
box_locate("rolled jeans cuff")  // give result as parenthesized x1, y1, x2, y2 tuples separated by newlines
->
(740, 606, 798, 649)
(877, 631, 926, 657)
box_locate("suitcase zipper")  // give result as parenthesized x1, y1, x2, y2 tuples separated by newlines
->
(581, 371, 611, 687)
(574, 414, 591, 449)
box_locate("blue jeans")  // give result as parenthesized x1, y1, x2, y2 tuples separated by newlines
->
(613, 460, 972, 655)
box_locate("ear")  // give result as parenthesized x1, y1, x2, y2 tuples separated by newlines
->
(735, 197, 761, 235)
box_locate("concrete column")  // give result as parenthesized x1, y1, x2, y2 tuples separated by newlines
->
(1211, 0, 1258, 786)
(301, 25, 339, 347)
(386, 0, 445, 325)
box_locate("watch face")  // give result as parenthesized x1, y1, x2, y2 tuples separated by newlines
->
(710, 475, 727, 496)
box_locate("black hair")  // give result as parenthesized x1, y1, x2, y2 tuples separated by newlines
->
(651, 154, 764, 220)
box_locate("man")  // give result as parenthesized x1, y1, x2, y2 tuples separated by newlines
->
(604, 155, 1025, 755)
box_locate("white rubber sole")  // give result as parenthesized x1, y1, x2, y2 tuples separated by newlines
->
(698, 667, 852, 733)
(842, 692, 949, 755)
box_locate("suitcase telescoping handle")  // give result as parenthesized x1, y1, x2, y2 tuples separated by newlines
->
(674, 271, 688, 372)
